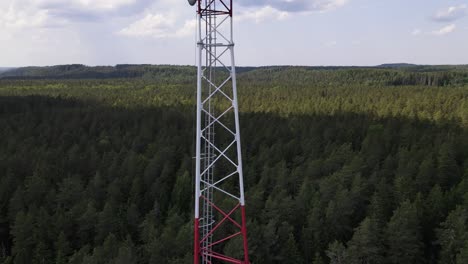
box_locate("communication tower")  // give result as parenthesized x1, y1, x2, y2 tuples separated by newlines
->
(188, 0, 250, 263)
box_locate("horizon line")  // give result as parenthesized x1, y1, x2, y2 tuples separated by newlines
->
(2, 63, 468, 69)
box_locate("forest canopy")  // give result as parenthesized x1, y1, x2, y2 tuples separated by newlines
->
(0, 65, 467, 263)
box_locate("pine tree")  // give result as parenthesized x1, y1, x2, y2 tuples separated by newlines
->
(312, 252, 325, 264)
(67, 245, 91, 264)
(0, 243, 8, 264)
(368, 178, 394, 226)
(33, 241, 51, 264)
(93, 233, 119, 263)
(96, 201, 119, 243)
(326, 241, 346, 264)
(281, 233, 303, 264)
(77, 202, 97, 246)
(385, 200, 424, 264)
(55, 232, 71, 264)
(437, 142, 459, 190)
(170, 170, 191, 213)
(260, 218, 278, 263)
(437, 207, 468, 263)
(415, 156, 435, 193)
(11, 211, 34, 264)
(112, 239, 137, 264)
(346, 217, 385, 264)
(456, 240, 468, 264)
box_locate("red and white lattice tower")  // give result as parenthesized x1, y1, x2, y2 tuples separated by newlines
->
(188, 0, 249, 263)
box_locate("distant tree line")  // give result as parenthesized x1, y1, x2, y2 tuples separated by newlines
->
(1, 64, 468, 87)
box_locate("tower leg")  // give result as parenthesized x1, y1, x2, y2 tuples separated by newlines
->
(241, 206, 249, 264)
(194, 218, 200, 264)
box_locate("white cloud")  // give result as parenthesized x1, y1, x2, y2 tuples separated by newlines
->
(432, 4, 467, 22)
(0, 0, 151, 26)
(33, 0, 137, 10)
(236, 0, 348, 23)
(0, 0, 348, 34)
(325, 40, 337, 47)
(174, 19, 197, 38)
(412, 24, 458, 37)
(0, 5, 48, 30)
(238, 6, 289, 23)
(431, 24, 456, 36)
(117, 0, 347, 40)
(411, 29, 422, 36)
(0, 3, 66, 31)
(118, 14, 174, 38)
(72, 0, 136, 10)
(118, 13, 195, 38)
(237, 0, 349, 13)
(312, 0, 348, 13)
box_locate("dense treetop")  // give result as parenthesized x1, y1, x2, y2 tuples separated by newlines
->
(0, 65, 467, 263)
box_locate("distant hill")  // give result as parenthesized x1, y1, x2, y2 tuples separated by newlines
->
(0, 64, 197, 80)
(377, 63, 468, 72)
(1, 64, 468, 86)
(0, 67, 14, 73)
(378, 63, 419, 68)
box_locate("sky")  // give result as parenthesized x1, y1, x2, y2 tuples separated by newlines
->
(0, 0, 467, 67)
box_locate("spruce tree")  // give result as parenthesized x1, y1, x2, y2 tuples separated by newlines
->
(346, 217, 385, 264)
(385, 200, 424, 264)
(312, 252, 325, 264)
(326, 241, 346, 264)
(456, 240, 468, 264)
(282, 233, 303, 264)
(55, 232, 70, 264)
(437, 207, 468, 263)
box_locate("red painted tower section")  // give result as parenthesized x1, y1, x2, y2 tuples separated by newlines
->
(191, 0, 250, 263)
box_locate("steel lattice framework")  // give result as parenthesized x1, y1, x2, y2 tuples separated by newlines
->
(192, 0, 250, 263)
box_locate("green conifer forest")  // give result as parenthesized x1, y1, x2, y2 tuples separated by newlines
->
(0, 65, 467, 263)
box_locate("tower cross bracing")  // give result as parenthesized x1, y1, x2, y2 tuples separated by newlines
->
(191, 0, 250, 263)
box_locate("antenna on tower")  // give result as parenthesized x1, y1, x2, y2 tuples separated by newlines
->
(189, 0, 250, 263)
